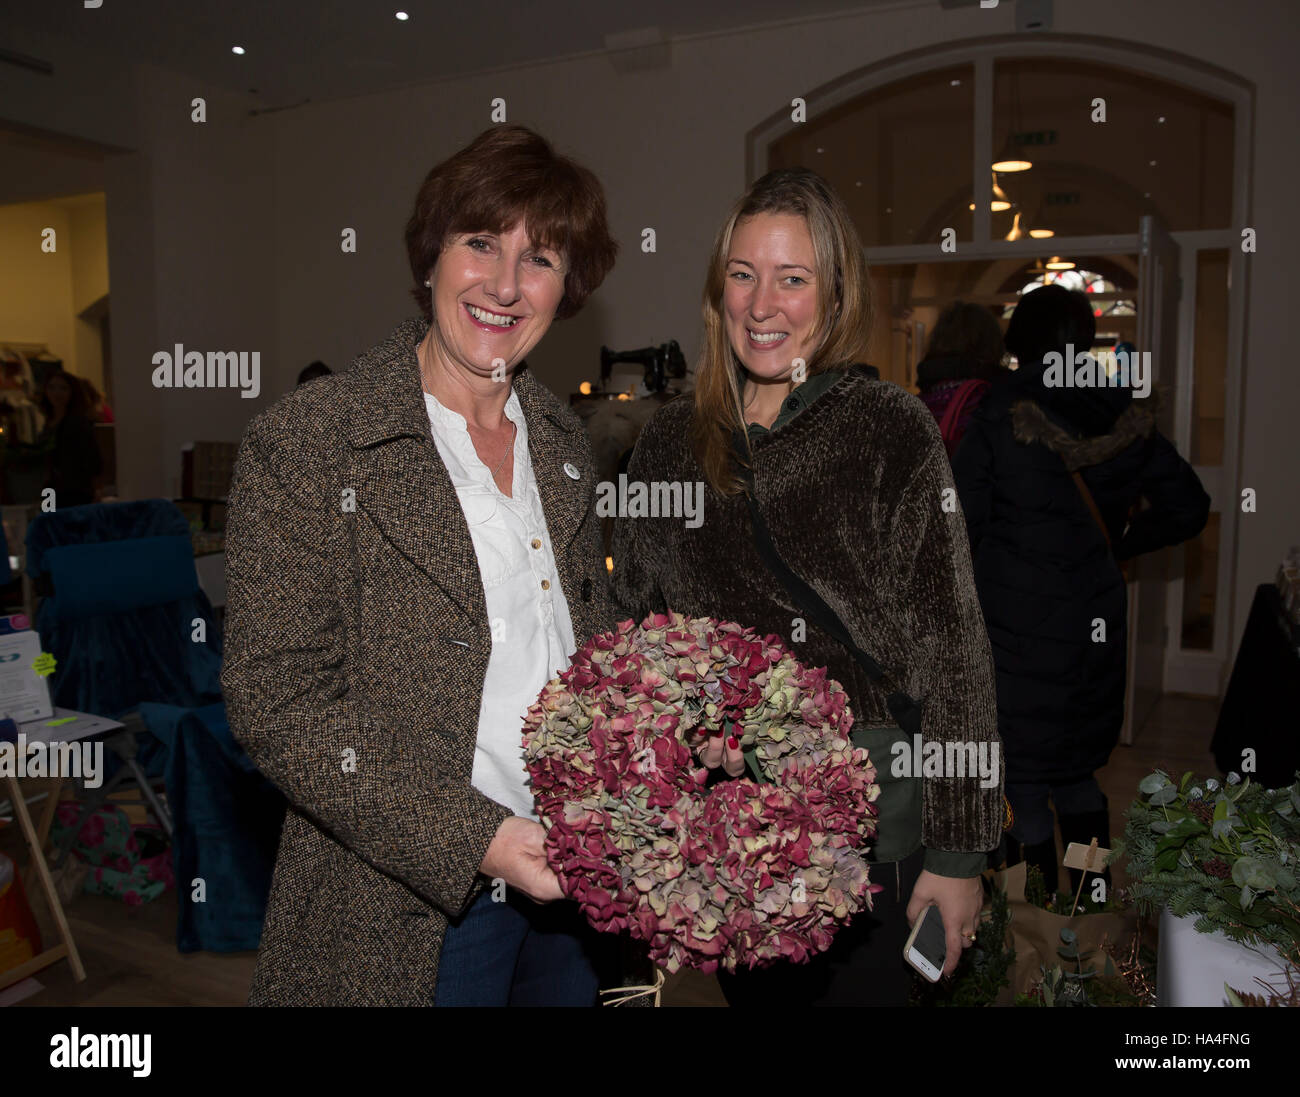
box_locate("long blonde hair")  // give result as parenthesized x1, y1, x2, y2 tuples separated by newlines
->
(691, 168, 873, 496)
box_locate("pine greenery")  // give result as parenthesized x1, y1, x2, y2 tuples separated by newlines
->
(1117, 770, 1300, 952)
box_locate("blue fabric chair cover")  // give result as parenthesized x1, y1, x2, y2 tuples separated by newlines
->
(140, 702, 285, 953)
(26, 500, 284, 952)
(26, 500, 222, 718)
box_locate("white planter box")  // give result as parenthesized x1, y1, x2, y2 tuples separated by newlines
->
(1157, 907, 1291, 1006)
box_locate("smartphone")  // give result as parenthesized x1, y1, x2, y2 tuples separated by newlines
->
(903, 904, 947, 982)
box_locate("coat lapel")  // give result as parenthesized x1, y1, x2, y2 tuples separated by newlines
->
(341, 318, 593, 624)
(343, 319, 483, 622)
(514, 368, 593, 559)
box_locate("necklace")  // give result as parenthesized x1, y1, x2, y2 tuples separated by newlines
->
(473, 418, 516, 480)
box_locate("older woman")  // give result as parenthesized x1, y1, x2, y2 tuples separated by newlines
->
(222, 125, 620, 1006)
(613, 168, 1003, 1006)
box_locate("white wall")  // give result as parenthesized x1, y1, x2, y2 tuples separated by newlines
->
(2, 0, 1296, 658)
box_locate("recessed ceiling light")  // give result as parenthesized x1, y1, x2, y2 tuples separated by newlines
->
(951, 79, 961, 86)
(395, 10, 409, 19)
(816, 147, 824, 153)
(1149, 160, 1157, 166)
(855, 181, 862, 187)
(232, 46, 245, 55)
(1157, 115, 1166, 123)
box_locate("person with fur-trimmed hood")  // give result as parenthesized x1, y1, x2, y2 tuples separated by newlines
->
(952, 285, 1209, 894)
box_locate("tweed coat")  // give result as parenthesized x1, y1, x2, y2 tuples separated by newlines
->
(221, 316, 622, 1005)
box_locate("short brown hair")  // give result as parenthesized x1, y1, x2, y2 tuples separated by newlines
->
(405, 125, 617, 321)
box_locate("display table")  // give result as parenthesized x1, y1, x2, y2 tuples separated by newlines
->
(0, 708, 124, 991)
(1157, 907, 1290, 1006)
(1211, 584, 1299, 787)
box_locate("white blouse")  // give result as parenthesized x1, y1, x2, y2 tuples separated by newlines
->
(423, 390, 577, 820)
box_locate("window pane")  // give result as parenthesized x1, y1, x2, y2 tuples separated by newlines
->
(1191, 248, 1229, 466)
(992, 59, 1233, 235)
(769, 65, 974, 247)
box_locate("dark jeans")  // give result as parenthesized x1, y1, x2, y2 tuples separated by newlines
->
(433, 886, 608, 1007)
(716, 845, 926, 1007)
(1005, 776, 1107, 845)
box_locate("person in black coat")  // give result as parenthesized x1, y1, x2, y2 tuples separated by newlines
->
(37, 370, 103, 507)
(952, 285, 1209, 892)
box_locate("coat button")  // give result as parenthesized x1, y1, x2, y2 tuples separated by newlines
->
(563, 462, 580, 480)
(540, 579, 551, 591)
(531, 538, 541, 549)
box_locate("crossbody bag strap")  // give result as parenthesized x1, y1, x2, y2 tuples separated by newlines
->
(732, 430, 923, 736)
(1070, 468, 1112, 548)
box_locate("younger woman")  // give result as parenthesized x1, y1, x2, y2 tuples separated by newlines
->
(613, 169, 1003, 1005)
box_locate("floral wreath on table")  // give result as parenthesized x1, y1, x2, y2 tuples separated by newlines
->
(523, 611, 881, 974)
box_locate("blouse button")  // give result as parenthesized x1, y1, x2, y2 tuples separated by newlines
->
(540, 579, 551, 591)
(531, 538, 541, 550)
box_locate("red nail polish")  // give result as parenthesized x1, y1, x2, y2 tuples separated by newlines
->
(727, 736, 739, 750)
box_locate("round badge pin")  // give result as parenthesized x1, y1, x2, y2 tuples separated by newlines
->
(563, 462, 581, 480)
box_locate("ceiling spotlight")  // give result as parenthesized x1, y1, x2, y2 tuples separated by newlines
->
(395, 10, 409, 19)
(232, 46, 245, 55)
(1157, 115, 1166, 123)
(951, 79, 961, 86)
(816, 147, 824, 153)
(1045, 255, 1075, 270)
(1028, 228, 1055, 239)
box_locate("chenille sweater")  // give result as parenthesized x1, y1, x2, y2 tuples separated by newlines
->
(611, 368, 1005, 871)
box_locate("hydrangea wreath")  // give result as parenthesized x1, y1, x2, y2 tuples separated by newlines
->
(523, 611, 881, 973)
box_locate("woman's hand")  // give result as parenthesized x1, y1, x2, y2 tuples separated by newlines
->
(905, 869, 984, 977)
(698, 730, 746, 777)
(479, 816, 564, 904)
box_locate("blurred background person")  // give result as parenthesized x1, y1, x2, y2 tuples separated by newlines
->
(952, 285, 1209, 893)
(916, 300, 1010, 458)
(37, 369, 103, 507)
(295, 360, 332, 386)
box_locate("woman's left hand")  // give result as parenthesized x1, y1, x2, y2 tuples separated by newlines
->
(905, 870, 984, 977)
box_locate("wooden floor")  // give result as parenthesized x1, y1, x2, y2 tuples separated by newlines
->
(3, 693, 1218, 1007)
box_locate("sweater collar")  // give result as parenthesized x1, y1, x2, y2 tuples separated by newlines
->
(746, 365, 847, 437)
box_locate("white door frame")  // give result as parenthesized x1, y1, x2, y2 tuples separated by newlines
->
(747, 33, 1254, 699)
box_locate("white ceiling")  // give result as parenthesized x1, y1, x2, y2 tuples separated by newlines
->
(3, 0, 922, 108)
